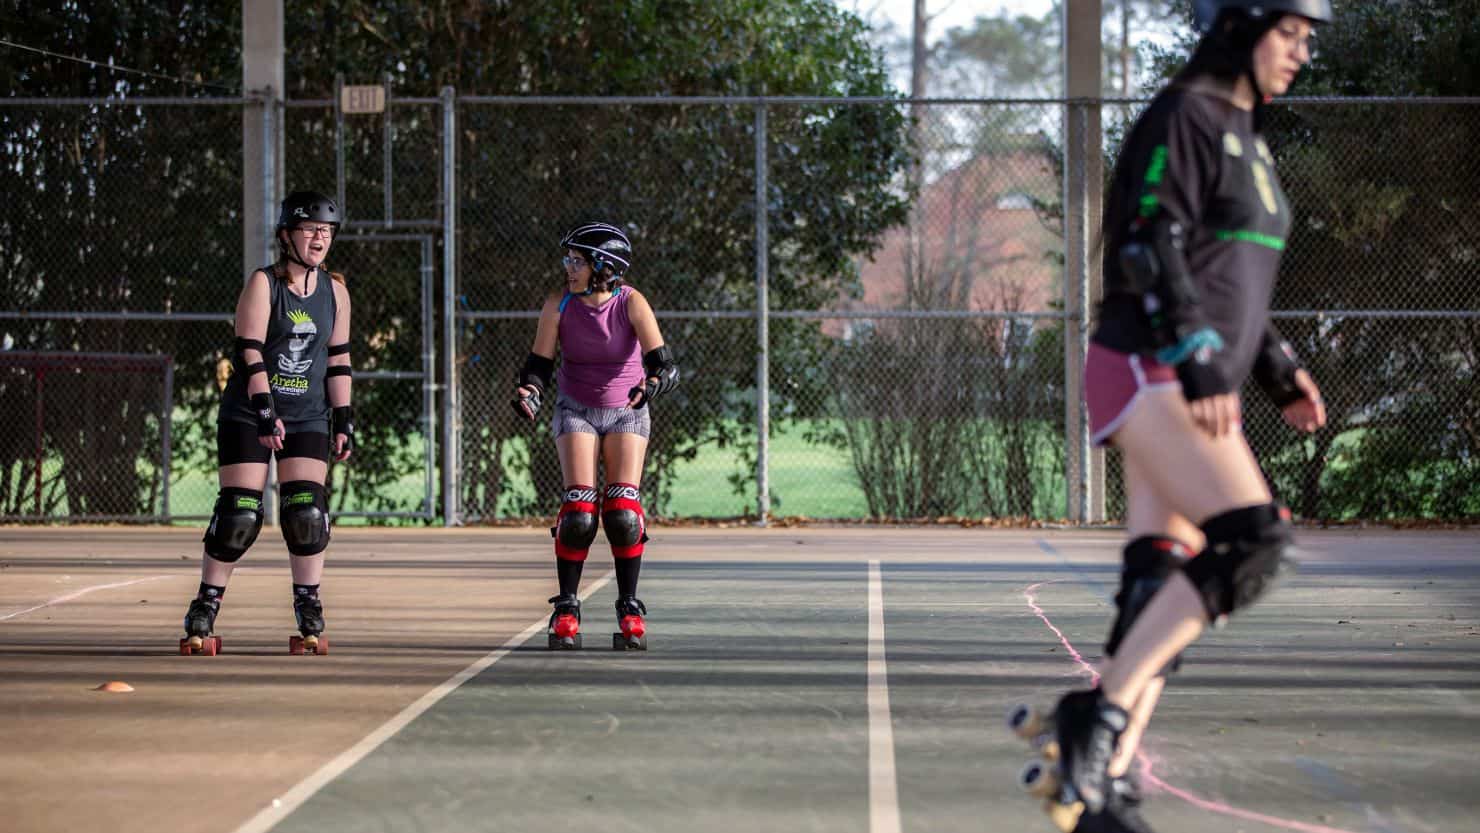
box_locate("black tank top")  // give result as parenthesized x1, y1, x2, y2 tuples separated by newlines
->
(219, 266, 337, 431)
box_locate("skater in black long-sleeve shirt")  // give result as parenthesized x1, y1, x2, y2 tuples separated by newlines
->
(1012, 3, 1333, 831)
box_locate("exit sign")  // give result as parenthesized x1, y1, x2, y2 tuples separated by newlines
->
(340, 85, 386, 114)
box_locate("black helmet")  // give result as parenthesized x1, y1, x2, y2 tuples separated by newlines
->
(1193, 0, 1332, 33)
(277, 191, 342, 230)
(560, 222, 633, 279)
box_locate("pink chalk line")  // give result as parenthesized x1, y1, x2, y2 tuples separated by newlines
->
(1023, 580, 1361, 833)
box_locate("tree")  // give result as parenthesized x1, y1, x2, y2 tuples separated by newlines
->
(2, 1, 912, 520)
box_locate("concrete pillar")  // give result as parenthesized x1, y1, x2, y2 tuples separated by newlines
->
(243, 0, 284, 275)
(1063, 0, 1106, 522)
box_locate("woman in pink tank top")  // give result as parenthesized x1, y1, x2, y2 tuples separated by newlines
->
(510, 222, 680, 651)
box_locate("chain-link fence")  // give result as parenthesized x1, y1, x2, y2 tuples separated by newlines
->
(3, 94, 1477, 523)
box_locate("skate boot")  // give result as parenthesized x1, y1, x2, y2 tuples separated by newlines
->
(290, 593, 329, 655)
(1074, 774, 1154, 833)
(179, 597, 222, 656)
(1053, 688, 1129, 815)
(547, 593, 582, 650)
(612, 595, 647, 651)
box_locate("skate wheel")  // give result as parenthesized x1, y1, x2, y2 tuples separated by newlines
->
(1007, 703, 1046, 739)
(289, 636, 304, 655)
(547, 633, 581, 650)
(312, 635, 328, 655)
(612, 632, 648, 651)
(1019, 759, 1060, 799)
(178, 638, 193, 656)
(1045, 798, 1084, 832)
(201, 636, 217, 657)
(213, 636, 223, 654)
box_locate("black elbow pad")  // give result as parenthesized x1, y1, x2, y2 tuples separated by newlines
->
(517, 353, 555, 392)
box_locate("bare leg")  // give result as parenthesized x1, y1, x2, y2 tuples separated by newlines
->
(1098, 387, 1271, 711)
(557, 431, 600, 487)
(1106, 454, 1206, 778)
(601, 432, 648, 486)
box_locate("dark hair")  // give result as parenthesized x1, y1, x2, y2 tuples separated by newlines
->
(1174, 12, 1279, 90)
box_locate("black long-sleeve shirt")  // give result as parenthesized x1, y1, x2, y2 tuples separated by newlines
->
(1093, 86, 1294, 399)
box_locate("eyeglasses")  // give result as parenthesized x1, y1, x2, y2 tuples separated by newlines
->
(295, 225, 335, 239)
(562, 255, 589, 269)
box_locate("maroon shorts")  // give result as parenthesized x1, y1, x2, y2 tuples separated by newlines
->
(1084, 343, 1179, 447)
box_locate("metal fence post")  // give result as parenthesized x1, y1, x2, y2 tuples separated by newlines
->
(440, 85, 460, 526)
(754, 100, 770, 524)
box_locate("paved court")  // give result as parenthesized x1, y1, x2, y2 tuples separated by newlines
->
(1, 526, 1477, 833)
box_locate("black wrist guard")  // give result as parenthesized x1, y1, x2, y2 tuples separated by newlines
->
(250, 392, 280, 438)
(332, 405, 354, 452)
(630, 345, 679, 409)
(1252, 337, 1304, 409)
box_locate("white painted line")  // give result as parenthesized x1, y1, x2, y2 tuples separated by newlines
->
(868, 560, 902, 833)
(230, 570, 615, 833)
(0, 575, 173, 621)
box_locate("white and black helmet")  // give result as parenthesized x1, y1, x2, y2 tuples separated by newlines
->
(1193, 0, 1332, 32)
(561, 222, 633, 279)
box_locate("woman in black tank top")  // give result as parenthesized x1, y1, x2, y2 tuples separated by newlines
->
(1020, 4, 1333, 828)
(179, 190, 355, 657)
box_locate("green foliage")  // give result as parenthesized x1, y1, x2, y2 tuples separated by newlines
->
(2, 1, 910, 520)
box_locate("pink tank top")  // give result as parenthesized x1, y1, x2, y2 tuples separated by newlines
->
(556, 286, 645, 408)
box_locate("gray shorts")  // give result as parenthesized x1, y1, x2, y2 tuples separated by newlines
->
(552, 392, 651, 438)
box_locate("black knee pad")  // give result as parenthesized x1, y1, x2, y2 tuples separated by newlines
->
(552, 486, 599, 560)
(1183, 503, 1295, 623)
(280, 481, 331, 556)
(1105, 536, 1191, 672)
(203, 487, 264, 562)
(602, 483, 648, 558)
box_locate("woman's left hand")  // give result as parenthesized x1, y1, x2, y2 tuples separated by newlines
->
(333, 433, 353, 462)
(1280, 369, 1326, 433)
(627, 376, 660, 409)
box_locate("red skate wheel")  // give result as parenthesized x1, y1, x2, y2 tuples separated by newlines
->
(178, 638, 192, 656)
(313, 636, 328, 655)
(289, 636, 304, 655)
(201, 637, 217, 657)
(212, 636, 223, 654)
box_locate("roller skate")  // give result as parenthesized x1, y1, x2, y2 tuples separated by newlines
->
(547, 593, 582, 650)
(289, 593, 329, 655)
(1010, 689, 1128, 831)
(179, 597, 222, 656)
(1074, 775, 1155, 833)
(612, 595, 647, 651)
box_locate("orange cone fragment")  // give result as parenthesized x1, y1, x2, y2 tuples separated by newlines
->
(95, 681, 134, 693)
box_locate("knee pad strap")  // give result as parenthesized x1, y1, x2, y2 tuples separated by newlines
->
(1184, 503, 1295, 623)
(1106, 536, 1191, 673)
(203, 487, 264, 563)
(552, 486, 599, 561)
(280, 481, 331, 556)
(602, 482, 648, 558)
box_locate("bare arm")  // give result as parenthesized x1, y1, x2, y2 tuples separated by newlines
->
(530, 290, 562, 359)
(235, 271, 283, 449)
(234, 271, 273, 397)
(511, 291, 563, 420)
(326, 281, 353, 408)
(327, 280, 354, 461)
(626, 289, 665, 353)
